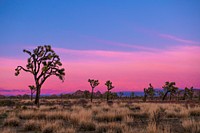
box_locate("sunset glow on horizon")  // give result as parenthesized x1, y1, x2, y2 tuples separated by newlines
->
(0, 0, 200, 95)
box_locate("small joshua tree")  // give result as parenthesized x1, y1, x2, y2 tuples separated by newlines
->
(162, 82, 178, 101)
(143, 83, 155, 102)
(148, 83, 155, 100)
(105, 80, 114, 102)
(28, 85, 36, 101)
(88, 79, 99, 102)
(15, 45, 65, 107)
(184, 87, 194, 100)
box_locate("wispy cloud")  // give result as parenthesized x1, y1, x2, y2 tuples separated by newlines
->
(133, 26, 200, 45)
(94, 38, 161, 52)
(84, 36, 161, 52)
(159, 34, 200, 45)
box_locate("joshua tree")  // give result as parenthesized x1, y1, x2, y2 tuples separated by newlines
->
(148, 83, 155, 100)
(15, 45, 65, 107)
(143, 83, 155, 101)
(162, 82, 178, 101)
(105, 80, 114, 102)
(28, 85, 36, 101)
(88, 79, 99, 102)
(184, 87, 194, 100)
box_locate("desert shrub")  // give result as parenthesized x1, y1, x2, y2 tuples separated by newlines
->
(189, 107, 200, 116)
(3, 117, 20, 127)
(22, 106, 28, 110)
(129, 106, 141, 111)
(165, 110, 188, 118)
(78, 121, 96, 131)
(129, 112, 149, 119)
(146, 122, 171, 133)
(0, 100, 15, 106)
(182, 119, 200, 133)
(96, 123, 124, 133)
(56, 127, 76, 133)
(0, 112, 8, 119)
(18, 110, 34, 119)
(76, 98, 88, 105)
(1, 128, 16, 133)
(45, 111, 70, 121)
(24, 120, 41, 131)
(95, 113, 123, 122)
(42, 121, 63, 133)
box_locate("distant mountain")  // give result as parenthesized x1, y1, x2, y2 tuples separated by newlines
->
(116, 91, 144, 97)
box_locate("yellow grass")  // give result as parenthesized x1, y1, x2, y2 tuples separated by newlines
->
(0, 99, 200, 133)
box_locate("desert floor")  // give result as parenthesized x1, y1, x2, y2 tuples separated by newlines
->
(0, 99, 200, 133)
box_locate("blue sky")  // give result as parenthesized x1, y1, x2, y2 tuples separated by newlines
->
(0, 0, 200, 56)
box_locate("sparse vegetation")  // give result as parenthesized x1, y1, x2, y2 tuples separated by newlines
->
(0, 99, 199, 133)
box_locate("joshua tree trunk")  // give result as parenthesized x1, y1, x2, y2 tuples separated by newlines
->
(107, 90, 110, 102)
(35, 86, 41, 108)
(91, 87, 94, 102)
(143, 93, 147, 102)
(162, 91, 169, 101)
(31, 91, 33, 101)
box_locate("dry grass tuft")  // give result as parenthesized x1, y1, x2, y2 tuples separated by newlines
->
(1, 128, 16, 133)
(189, 107, 200, 117)
(3, 117, 20, 127)
(182, 119, 200, 133)
(78, 121, 96, 131)
(23, 120, 42, 131)
(41, 121, 64, 133)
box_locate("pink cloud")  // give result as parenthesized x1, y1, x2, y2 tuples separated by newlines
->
(0, 45, 200, 95)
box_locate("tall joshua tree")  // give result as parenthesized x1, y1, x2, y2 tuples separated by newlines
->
(105, 80, 114, 102)
(88, 79, 99, 102)
(162, 82, 178, 101)
(15, 45, 65, 107)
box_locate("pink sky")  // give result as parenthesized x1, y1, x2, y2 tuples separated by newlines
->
(0, 45, 200, 95)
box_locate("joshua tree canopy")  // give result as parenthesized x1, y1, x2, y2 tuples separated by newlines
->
(162, 82, 178, 101)
(105, 80, 114, 101)
(88, 79, 99, 102)
(143, 83, 155, 101)
(15, 45, 65, 107)
(184, 87, 194, 100)
(105, 80, 114, 91)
